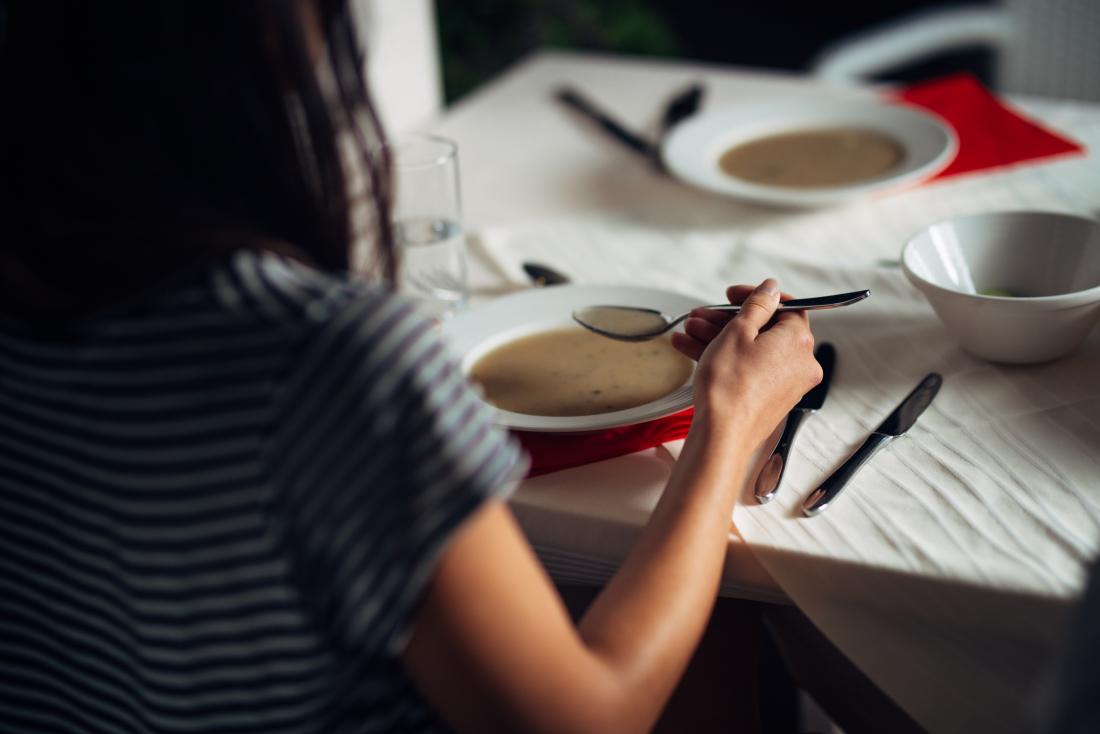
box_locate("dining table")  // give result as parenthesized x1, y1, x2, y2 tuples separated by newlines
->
(422, 49, 1100, 733)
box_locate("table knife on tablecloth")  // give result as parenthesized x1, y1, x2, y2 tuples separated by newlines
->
(802, 372, 942, 516)
(753, 343, 836, 504)
(554, 83, 704, 167)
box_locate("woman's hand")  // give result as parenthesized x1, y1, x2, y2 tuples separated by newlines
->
(671, 279, 822, 446)
(406, 280, 816, 734)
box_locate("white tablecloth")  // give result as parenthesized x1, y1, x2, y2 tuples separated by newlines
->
(473, 94, 1100, 732)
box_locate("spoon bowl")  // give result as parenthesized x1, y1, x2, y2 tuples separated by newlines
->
(572, 290, 871, 341)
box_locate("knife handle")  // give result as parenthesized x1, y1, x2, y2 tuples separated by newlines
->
(555, 87, 655, 157)
(802, 432, 894, 516)
(753, 409, 809, 504)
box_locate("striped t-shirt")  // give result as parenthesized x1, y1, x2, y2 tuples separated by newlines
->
(0, 251, 523, 733)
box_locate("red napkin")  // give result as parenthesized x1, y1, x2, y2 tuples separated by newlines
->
(894, 73, 1084, 179)
(516, 408, 694, 477)
(515, 75, 1085, 478)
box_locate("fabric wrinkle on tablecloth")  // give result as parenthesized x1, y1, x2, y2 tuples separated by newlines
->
(474, 211, 1100, 591)
(473, 93, 1100, 730)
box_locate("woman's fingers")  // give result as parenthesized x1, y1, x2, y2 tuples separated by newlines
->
(734, 279, 781, 333)
(770, 312, 815, 346)
(676, 312, 732, 363)
(773, 309, 810, 327)
(694, 283, 799, 328)
(684, 316, 723, 343)
(725, 284, 796, 304)
(688, 307, 734, 327)
(725, 284, 756, 305)
(683, 278, 804, 357)
(685, 286, 752, 328)
(670, 332, 706, 361)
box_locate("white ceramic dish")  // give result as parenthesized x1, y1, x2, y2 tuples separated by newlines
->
(443, 285, 700, 432)
(902, 211, 1100, 364)
(661, 96, 957, 207)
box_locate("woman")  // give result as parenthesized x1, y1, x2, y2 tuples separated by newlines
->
(0, 2, 821, 732)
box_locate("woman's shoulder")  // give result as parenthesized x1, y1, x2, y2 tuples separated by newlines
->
(210, 249, 412, 334)
(212, 249, 449, 402)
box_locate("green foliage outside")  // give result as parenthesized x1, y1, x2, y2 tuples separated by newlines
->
(436, 0, 679, 102)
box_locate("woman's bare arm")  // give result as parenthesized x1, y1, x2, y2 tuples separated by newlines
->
(403, 280, 821, 734)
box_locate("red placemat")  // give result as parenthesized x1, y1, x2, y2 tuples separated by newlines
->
(515, 408, 694, 477)
(514, 75, 1085, 478)
(895, 73, 1084, 180)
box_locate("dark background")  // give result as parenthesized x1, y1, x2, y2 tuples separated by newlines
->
(436, 0, 995, 102)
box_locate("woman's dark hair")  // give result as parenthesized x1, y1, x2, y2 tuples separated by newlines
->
(0, 0, 395, 329)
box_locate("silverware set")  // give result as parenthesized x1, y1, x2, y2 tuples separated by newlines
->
(555, 82, 704, 169)
(799, 372, 941, 516)
(756, 344, 943, 515)
(753, 343, 836, 505)
(522, 260, 943, 516)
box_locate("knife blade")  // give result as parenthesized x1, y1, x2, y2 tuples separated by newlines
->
(802, 372, 942, 516)
(754, 343, 836, 504)
(522, 261, 571, 287)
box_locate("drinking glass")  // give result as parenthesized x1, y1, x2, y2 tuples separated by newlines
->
(387, 134, 469, 318)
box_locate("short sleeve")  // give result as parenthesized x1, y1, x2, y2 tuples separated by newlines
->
(263, 288, 525, 660)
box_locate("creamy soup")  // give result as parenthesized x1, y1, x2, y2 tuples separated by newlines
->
(718, 128, 904, 188)
(572, 306, 668, 338)
(469, 327, 693, 417)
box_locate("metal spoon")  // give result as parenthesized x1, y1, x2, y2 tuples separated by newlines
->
(572, 290, 870, 341)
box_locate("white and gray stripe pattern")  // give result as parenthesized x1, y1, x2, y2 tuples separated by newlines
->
(0, 251, 522, 733)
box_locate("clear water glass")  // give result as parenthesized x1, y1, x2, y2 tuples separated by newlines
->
(387, 134, 469, 318)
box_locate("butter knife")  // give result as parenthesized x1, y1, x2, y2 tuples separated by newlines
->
(555, 83, 704, 166)
(802, 372, 942, 516)
(555, 86, 653, 157)
(754, 343, 835, 504)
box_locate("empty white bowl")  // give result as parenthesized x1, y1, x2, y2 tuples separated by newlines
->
(901, 211, 1100, 363)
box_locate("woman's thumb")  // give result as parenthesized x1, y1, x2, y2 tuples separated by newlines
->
(736, 278, 781, 333)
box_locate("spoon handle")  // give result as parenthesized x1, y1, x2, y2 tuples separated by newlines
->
(700, 289, 870, 313)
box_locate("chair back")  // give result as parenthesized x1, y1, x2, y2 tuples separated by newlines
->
(812, 0, 1100, 102)
(1001, 0, 1100, 101)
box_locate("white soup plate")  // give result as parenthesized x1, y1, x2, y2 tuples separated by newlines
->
(443, 285, 700, 432)
(661, 96, 957, 207)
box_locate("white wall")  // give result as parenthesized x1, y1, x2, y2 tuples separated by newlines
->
(353, 0, 444, 133)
